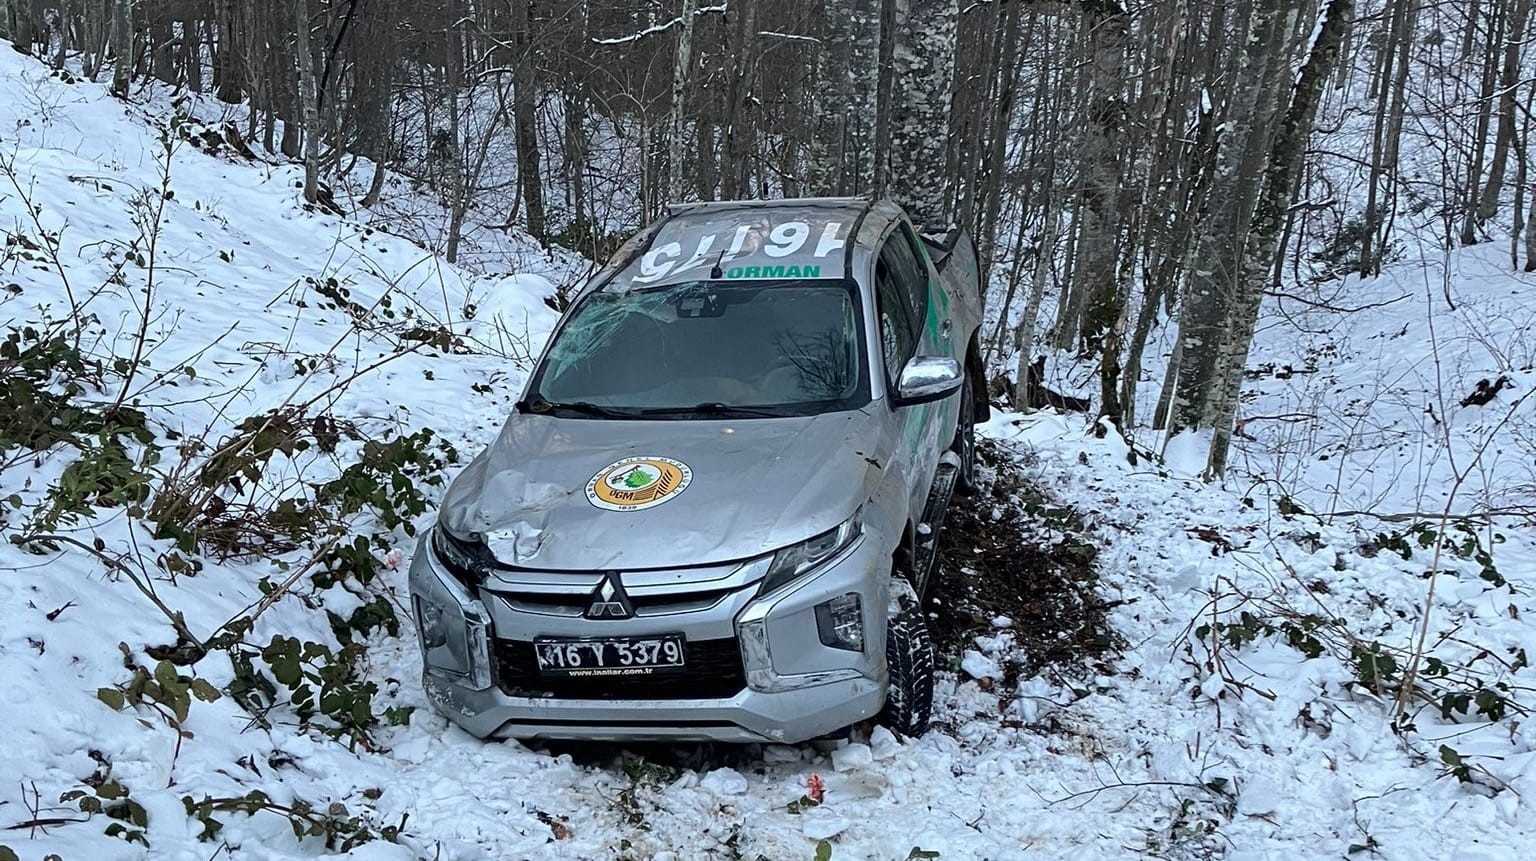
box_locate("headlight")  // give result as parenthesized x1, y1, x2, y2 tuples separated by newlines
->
(759, 511, 862, 594)
(430, 525, 492, 590)
(414, 595, 448, 648)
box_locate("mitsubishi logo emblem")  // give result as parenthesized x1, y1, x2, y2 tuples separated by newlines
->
(586, 574, 634, 619)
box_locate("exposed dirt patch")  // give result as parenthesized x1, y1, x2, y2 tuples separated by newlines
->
(928, 438, 1121, 679)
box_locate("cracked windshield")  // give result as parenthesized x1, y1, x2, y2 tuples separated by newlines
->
(531, 280, 864, 416)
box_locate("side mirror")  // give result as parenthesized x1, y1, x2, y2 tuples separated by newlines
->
(893, 356, 964, 406)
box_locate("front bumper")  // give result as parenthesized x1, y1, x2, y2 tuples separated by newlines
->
(407, 528, 891, 744)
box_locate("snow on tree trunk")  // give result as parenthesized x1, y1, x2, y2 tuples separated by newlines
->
(1164, 0, 1291, 443)
(1071, 2, 1130, 424)
(809, 0, 881, 196)
(886, 0, 957, 229)
(1205, 0, 1355, 477)
(294, 0, 321, 204)
(110, 0, 131, 98)
(668, 0, 698, 203)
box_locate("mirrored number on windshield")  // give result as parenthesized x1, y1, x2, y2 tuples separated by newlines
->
(764, 222, 810, 257)
(634, 220, 847, 283)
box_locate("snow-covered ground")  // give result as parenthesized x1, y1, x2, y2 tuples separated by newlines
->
(2, 50, 1535, 861)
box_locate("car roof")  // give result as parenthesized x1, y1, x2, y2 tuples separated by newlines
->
(585, 197, 908, 295)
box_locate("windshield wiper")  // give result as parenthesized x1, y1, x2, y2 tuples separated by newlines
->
(518, 395, 636, 419)
(638, 402, 792, 419)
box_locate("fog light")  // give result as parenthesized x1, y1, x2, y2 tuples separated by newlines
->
(414, 595, 448, 649)
(815, 593, 864, 652)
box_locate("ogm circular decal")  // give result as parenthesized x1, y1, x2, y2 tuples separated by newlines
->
(586, 456, 693, 511)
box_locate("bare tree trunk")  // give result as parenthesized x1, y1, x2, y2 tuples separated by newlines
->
(443, 9, 467, 263)
(81, 0, 105, 79)
(720, 0, 759, 199)
(1360, 0, 1417, 276)
(975, 0, 1024, 274)
(1072, 2, 1130, 424)
(110, 0, 131, 97)
(688, 119, 715, 202)
(181, 16, 201, 92)
(1514, 101, 1529, 269)
(294, 0, 321, 203)
(667, 0, 698, 203)
(52, 2, 70, 69)
(214, 0, 241, 102)
(150, 15, 175, 84)
(1013, 194, 1062, 409)
(1523, 83, 1536, 269)
(1478, 0, 1535, 223)
(1165, 0, 1291, 441)
(953, 0, 1002, 229)
(1206, 0, 1354, 476)
(1049, 212, 1085, 351)
(510, 0, 546, 241)
(871, 0, 899, 199)
(1460, 3, 1501, 244)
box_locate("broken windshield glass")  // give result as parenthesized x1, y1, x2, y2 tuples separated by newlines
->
(527, 280, 867, 418)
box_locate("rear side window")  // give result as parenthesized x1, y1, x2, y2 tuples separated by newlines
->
(882, 224, 929, 325)
(875, 243, 918, 382)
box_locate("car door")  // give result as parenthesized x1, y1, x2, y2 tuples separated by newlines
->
(874, 223, 949, 520)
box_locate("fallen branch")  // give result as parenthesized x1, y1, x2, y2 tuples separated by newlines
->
(1318, 507, 1535, 523)
(1264, 289, 1411, 313)
(20, 533, 200, 648)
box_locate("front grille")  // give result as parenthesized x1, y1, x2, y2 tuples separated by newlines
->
(493, 587, 737, 618)
(493, 638, 747, 700)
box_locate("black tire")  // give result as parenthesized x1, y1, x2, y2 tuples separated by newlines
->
(953, 373, 979, 496)
(878, 605, 935, 737)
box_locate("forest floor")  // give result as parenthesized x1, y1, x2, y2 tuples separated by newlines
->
(2, 49, 1535, 861)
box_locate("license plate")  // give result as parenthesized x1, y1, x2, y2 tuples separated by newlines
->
(533, 635, 686, 677)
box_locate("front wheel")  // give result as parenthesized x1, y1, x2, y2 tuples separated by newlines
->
(878, 604, 935, 737)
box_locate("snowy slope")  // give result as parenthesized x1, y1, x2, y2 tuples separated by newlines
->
(1230, 241, 1535, 520)
(3, 50, 1536, 861)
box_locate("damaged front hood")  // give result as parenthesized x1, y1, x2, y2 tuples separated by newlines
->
(439, 410, 883, 570)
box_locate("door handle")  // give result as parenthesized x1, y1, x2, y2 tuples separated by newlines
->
(940, 318, 953, 338)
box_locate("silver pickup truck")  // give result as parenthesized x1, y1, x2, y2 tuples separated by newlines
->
(409, 198, 986, 743)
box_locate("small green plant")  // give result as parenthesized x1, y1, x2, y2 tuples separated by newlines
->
(97, 653, 222, 726)
(1195, 612, 1327, 661)
(314, 428, 459, 534)
(0, 324, 109, 455)
(33, 433, 157, 531)
(611, 756, 677, 829)
(1364, 520, 1506, 588)
(1438, 744, 1473, 783)
(226, 635, 382, 749)
(96, 649, 222, 773)
(60, 778, 150, 847)
(182, 790, 407, 851)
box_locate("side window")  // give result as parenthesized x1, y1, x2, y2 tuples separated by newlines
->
(875, 243, 917, 382)
(884, 224, 929, 326)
